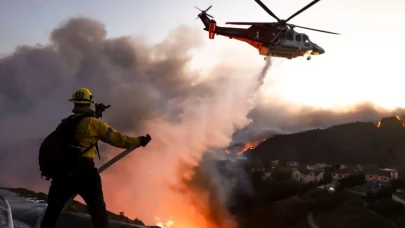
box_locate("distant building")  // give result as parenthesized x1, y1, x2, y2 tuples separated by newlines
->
(271, 160, 280, 165)
(263, 170, 272, 180)
(339, 164, 347, 170)
(287, 161, 299, 167)
(331, 168, 354, 181)
(364, 168, 398, 186)
(292, 168, 324, 183)
(307, 163, 328, 172)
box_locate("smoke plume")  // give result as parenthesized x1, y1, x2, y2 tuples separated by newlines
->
(0, 16, 403, 228)
(0, 16, 270, 227)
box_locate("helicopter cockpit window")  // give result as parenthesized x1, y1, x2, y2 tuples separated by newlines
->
(286, 33, 293, 41)
(303, 35, 310, 43)
(295, 34, 302, 41)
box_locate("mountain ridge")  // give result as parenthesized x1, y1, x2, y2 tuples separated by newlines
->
(245, 115, 405, 165)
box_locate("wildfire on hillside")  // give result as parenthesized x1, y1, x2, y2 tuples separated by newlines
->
(374, 115, 405, 128)
(226, 138, 268, 155)
(396, 115, 405, 126)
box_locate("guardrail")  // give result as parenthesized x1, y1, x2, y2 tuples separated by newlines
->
(0, 194, 14, 228)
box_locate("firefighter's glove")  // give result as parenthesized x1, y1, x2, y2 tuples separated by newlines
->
(95, 103, 111, 118)
(139, 134, 152, 147)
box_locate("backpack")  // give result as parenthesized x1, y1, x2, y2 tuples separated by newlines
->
(38, 113, 97, 180)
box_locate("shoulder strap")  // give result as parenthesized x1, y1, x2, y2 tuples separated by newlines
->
(61, 113, 95, 145)
(66, 113, 101, 159)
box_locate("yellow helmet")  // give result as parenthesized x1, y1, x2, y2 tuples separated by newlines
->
(68, 88, 94, 104)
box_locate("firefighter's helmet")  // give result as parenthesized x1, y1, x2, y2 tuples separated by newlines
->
(68, 88, 94, 104)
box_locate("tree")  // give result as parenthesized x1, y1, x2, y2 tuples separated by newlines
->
(390, 178, 405, 190)
(322, 172, 332, 184)
(271, 167, 292, 182)
(338, 173, 365, 189)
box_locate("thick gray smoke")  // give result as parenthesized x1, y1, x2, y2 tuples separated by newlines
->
(0, 17, 213, 187)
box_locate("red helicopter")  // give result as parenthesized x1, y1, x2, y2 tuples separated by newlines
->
(196, 0, 340, 60)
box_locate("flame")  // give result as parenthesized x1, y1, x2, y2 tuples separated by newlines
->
(375, 115, 405, 128)
(156, 217, 174, 228)
(396, 115, 405, 126)
(225, 149, 230, 154)
(236, 138, 267, 155)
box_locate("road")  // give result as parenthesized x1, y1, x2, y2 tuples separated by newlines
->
(307, 212, 320, 228)
(294, 195, 321, 228)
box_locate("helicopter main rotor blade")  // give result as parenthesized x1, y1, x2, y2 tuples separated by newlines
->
(290, 24, 340, 35)
(285, 0, 320, 23)
(254, 0, 280, 22)
(205, 5, 212, 11)
(225, 22, 271, 25)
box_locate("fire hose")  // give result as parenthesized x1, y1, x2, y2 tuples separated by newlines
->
(0, 194, 14, 228)
(61, 146, 141, 212)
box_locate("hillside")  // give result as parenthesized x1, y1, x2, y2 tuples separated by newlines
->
(245, 116, 405, 165)
(234, 188, 396, 228)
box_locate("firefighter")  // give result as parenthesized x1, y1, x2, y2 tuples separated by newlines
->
(40, 88, 152, 228)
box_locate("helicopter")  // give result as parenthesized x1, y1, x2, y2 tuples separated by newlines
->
(196, 0, 340, 60)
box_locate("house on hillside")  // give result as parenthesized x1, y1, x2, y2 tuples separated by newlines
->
(307, 163, 328, 172)
(364, 168, 397, 186)
(331, 168, 355, 181)
(262, 169, 272, 180)
(292, 168, 324, 183)
(287, 161, 299, 167)
(271, 160, 279, 165)
(339, 164, 347, 170)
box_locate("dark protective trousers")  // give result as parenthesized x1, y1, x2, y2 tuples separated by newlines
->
(40, 160, 111, 228)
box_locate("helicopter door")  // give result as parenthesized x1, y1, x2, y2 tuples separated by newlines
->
(303, 35, 310, 47)
(295, 34, 302, 48)
(277, 33, 286, 44)
(286, 33, 294, 46)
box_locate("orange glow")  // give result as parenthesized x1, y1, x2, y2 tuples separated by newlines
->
(236, 138, 268, 155)
(396, 115, 405, 126)
(374, 120, 381, 128)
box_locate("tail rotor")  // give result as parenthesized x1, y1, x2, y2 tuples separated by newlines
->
(195, 5, 214, 19)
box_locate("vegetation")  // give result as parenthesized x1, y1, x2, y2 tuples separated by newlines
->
(390, 178, 405, 190)
(270, 166, 292, 182)
(337, 173, 366, 189)
(229, 166, 319, 216)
